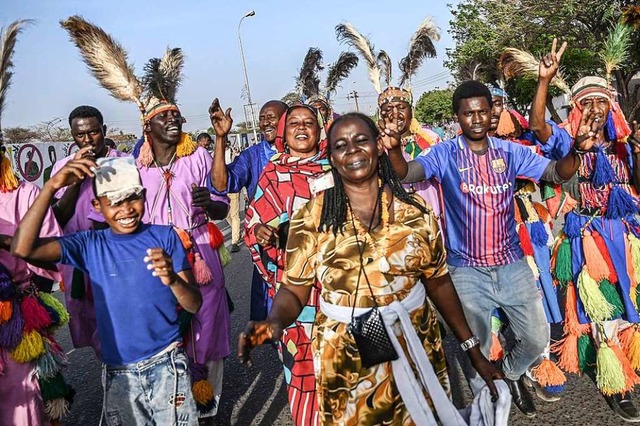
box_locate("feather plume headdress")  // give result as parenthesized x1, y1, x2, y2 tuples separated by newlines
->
(295, 48, 359, 111)
(498, 48, 570, 94)
(0, 19, 31, 192)
(61, 16, 195, 166)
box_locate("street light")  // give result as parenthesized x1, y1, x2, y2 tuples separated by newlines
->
(238, 10, 259, 144)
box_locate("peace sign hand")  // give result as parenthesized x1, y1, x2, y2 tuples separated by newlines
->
(539, 38, 567, 82)
(378, 115, 402, 151)
(209, 98, 233, 138)
(629, 121, 640, 154)
(574, 105, 601, 151)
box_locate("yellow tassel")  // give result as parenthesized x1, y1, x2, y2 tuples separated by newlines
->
(0, 152, 19, 193)
(192, 379, 214, 404)
(577, 268, 614, 321)
(176, 133, 197, 157)
(11, 330, 45, 363)
(526, 255, 540, 280)
(610, 342, 640, 392)
(597, 342, 627, 396)
(531, 358, 567, 387)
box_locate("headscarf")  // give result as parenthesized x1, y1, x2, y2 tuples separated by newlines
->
(567, 76, 631, 141)
(245, 105, 330, 292)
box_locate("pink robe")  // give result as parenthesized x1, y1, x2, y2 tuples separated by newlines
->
(137, 146, 230, 362)
(0, 182, 61, 426)
(51, 148, 127, 355)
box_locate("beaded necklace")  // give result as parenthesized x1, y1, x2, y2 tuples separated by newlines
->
(151, 151, 177, 225)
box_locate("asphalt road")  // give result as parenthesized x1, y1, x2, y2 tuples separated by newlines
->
(53, 219, 640, 425)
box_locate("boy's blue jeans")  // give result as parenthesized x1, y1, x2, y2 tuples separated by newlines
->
(448, 257, 549, 394)
(102, 347, 198, 426)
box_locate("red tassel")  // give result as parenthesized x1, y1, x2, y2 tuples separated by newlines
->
(564, 284, 591, 336)
(533, 202, 551, 223)
(518, 223, 534, 256)
(193, 253, 212, 286)
(496, 109, 516, 137)
(489, 333, 504, 361)
(583, 231, 611, 282)
(611, 102, 632, 140)
(551, 334, 580, 374)
(187, 252, 195, 267)
(591, 231, 618, 284)
(21, 296, 53, 332)
(0, 301, 12, 323)
(207, 222, 224, 250)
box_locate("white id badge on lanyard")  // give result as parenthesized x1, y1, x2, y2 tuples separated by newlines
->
(309, 171, 335, 196)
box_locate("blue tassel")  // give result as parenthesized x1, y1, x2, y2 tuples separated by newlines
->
(131, 137, 144, 159)
(544, 384, 566, 394)
(529, 221, 549, 247)
(0, 279, 15, 301)
(604, 111, 617, 142)
(564, 212, 582, 239)
(0, 301, 24, 350)
(592, 146, 616, 188)
(606, 185, 638, 219)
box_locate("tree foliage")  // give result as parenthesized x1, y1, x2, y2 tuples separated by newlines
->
(414, 89, 454, 124)
(3, 126, 38, 143)
(446, 0, 640, 120)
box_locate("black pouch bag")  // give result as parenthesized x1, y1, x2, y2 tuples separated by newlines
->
(348, 306, 398, 368)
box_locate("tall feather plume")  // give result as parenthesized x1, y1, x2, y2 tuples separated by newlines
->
(622, 5, 640, 28)
(399, 17, 441, 87)
(336, 23, 381, 93)
(499, 48, 570, 94)
(0, 19, 32, 129)
(142, 47, 184, 104)
(60, 15, 143, 110)
(600, 22, 632, 82)
(325, 52, 359, 97)
(377, 50, 392, 87)
(296, 47, 323, 99)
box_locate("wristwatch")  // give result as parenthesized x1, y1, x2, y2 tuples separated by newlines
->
(460, 336, 480, 351)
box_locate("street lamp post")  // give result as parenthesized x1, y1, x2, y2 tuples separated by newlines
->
(238, 10, 259, 144)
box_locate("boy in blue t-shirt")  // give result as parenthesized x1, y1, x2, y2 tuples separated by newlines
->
(11, 156, 202, 425)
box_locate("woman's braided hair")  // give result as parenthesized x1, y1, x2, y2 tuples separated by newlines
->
(318, 112, 429, 235)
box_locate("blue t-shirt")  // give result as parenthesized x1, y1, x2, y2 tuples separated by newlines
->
(209, 138, 276, 200)
(58, 224, 190, 365)
(415, 136, 551, 267)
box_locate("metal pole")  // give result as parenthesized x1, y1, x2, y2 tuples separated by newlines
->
(237, 11, 259, 144)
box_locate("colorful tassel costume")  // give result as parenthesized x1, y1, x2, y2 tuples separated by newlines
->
(543, 81, 640, 396)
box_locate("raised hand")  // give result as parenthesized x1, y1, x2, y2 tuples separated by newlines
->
(574, 104, 601, 151)
(539, 38, 567, 82)
(144, 248, 178, 286)
(46, 157, 97, 190)
(377, 115, 402, 151)
(191, 183, 212, 208)
(209, 98, 233, 137)
(630, 121, 640, 154)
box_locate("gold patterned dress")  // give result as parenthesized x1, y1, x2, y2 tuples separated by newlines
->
(284, 192, 451, 425)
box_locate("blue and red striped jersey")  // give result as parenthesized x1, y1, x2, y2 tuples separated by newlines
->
(415, 136, 550, 267)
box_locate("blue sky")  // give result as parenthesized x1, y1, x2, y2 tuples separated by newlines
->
(2, 0, 459, 136)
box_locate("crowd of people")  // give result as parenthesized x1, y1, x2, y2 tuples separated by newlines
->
(2, 13, 640, 426)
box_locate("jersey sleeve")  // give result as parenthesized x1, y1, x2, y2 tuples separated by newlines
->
(535, 121, 573, 160)
(209, 149, 251, 196)
(414, 143, 448, 181)
(57, 231, 92, 273)
(512, 142, 551, 181)
(282, 201, 318, 287)
(167, 228, 191, 273)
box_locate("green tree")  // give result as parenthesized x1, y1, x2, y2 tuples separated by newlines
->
(414, 89, 454, 124)
(446, 0, 640, 121)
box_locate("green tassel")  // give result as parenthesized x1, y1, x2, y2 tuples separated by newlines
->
(596, 343, 626, 396)
(554, 239, 573, 287)
(38, 293, 70, 328)
(578, 268, 614, 321)
(178, 309, 192, 335)
(541, 182, 556, 201)
(70, 269, 85, 300)
(599, 280, 624, 318)
(578, 334, 597, 372)
(39, 372, 72, 401)
(218, 245, 231, 268)
(491, 315, 503, 333)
